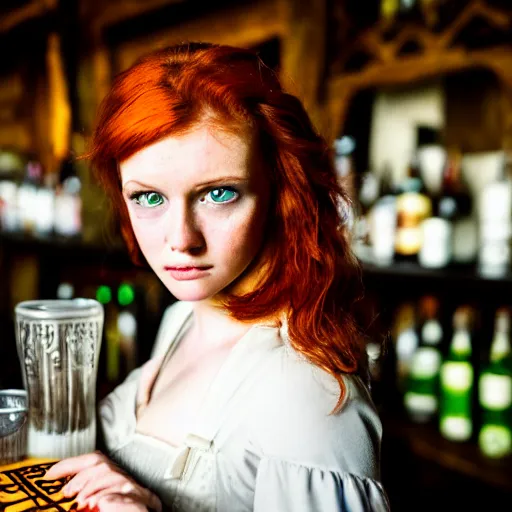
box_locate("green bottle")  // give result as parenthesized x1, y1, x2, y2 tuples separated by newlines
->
(478, 308, 512, 458)
(404, 296, 443, 423)
(439, 306, 474, 442)
(96, 284, 120, 383)
(393, 302, 420, 395)
(117, 282, 138, 377)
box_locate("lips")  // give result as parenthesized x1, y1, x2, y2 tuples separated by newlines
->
(164, 266, 212, 271)
(164, 265, 213, 281)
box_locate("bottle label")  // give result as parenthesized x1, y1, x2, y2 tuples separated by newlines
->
(479, 424, 512, 458)
(404, 392, 437, 416)
(410, 347, 441, 378)
(422, 321, 442, 346)
(440, 417, 472, 442)
(479, 373, 512, 410)
(441, 361, 473, 392)
(395, 193, 432, 255)
(452, 331, 471, 357)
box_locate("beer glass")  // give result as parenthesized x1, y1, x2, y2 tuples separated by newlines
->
(15, 299, 103, 459)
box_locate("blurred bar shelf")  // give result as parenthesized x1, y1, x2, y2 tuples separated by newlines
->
(383, 413, 512, 492)
(362, 261, 512, 299)
(0, 231, 132, 268)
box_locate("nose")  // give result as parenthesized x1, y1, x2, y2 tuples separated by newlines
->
(166, 201, 205, 254)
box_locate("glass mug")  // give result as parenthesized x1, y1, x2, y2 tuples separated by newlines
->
(15, 299, 104, 459)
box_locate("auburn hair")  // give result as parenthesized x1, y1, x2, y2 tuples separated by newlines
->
(88, 42, 369, 413)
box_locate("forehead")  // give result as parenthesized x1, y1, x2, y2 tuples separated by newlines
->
(120, 125, 254, 184)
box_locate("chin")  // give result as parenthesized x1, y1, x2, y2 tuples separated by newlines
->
(160, 278, 221, 303)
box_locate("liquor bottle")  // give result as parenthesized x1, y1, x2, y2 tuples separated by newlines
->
(393, 302, 420, 395)
(381, 0, 399, 24)
(54, 156, 82, 238)
(478, 308, 512, 459)
(96, 284, 120, 384)
(17, 160, 42, 235)
(394, 152, 432, 261)
(117, 282, 138, 377)
(334, 135, 357, 232)
(369, 163, 397, 266)
(404, 296, 443, 423)
(353, 170, 380, 262)
(34, 170, 57, 237)
(56, 281, 74, 300)
(478, 152, 512, 278)
(439, 306, 474, 442)
(438, 148, 476, 265)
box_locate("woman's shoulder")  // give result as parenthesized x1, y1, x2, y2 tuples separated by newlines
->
(246, 345, 382, 478)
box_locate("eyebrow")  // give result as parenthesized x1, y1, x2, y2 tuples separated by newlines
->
(122, 176, 249, 191)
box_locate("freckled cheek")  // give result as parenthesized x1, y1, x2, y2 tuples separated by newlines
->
(129, 214, 167, 254)
(209, 206, 265, 257)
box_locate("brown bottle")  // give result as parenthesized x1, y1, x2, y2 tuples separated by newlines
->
(395, 153, 432, 260)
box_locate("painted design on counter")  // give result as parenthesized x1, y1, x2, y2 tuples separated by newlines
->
(0, 461, 76, 511)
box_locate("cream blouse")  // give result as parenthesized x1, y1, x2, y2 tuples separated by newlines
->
(99, 301, 390, 511)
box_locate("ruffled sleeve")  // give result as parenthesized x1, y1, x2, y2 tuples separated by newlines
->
(253, 457, 390, 512)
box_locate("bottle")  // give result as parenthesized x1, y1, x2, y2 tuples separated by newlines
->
(54, 156, 83, 237)
(369, 163, 397, 266)
(56, 281, 74, 300)
(96, 285, 120, 384)
(439, 306, 474, 442)
(381, 0, 400, 24)
(439, 149, 477, 265)
(393, 302, 420, 395)
(17, 160, 42, 235)
(478, 308, 512, 459)
(478, 152, 512, 278)
(34, 171, 57, 237)
(394, 152, 432, 261)
(117, 282, 138, 377)
(0, 179, 18, 232)
(404, 296, 444, 423)
(353, 170, 380, 262)
(334, 135, 357, 223)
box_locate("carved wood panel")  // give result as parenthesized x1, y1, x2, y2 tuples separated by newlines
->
(325, 0, 512, 144)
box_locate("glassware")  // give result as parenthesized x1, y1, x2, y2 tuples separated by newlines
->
(0, 389, 28, 465)
(15, 299, 104, 459)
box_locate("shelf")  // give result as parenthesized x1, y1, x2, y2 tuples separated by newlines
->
(0, 231, 133, 268)
(383, 413, 512, 492)
(361, 260, 512, 299)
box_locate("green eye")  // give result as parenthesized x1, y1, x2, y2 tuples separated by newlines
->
(207, 188, 237, 204)
(133, 192, 164, 208)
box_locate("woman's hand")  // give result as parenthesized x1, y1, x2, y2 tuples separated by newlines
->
(43, 451, 162, 511)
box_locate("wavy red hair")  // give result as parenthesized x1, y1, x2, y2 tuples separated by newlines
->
(88, 42, 368, 412)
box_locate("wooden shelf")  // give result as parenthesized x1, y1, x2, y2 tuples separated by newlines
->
(362, 260, 512, 299)
(383, 413, 512, 492)
(0, 231, 132, 268)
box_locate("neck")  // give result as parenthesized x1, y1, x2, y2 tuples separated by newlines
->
(187, 298, 252, 349)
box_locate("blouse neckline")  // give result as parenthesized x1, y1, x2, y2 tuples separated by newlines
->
(132, 302, 284, 454)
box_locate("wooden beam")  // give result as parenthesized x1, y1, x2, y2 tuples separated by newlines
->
(115, 0, 286, 73)
(326, 45, 512, 141)
(0, 0, 57, 34)
(85, 0, 185, 33)
(279, 0, 327, 135)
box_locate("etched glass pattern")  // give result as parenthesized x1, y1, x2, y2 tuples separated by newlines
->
(15, 299, 104, 459)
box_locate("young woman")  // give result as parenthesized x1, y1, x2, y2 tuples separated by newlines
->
(45, 42, 390, 511)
